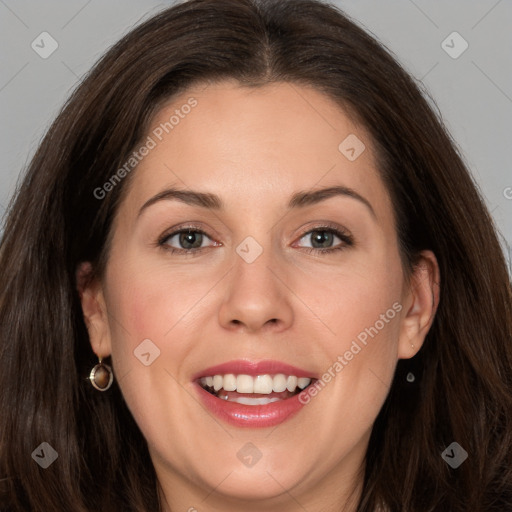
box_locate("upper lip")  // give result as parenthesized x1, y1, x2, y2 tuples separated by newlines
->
(192, 359, 318, 381)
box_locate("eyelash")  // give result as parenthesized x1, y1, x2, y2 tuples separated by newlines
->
(157, 223, 354, 256)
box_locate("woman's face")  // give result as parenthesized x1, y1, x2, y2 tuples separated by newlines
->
(79, 81, 438, 510)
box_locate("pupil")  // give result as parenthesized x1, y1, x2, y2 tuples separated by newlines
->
(312, 231, 332, 248)
(180, 231, 202, 249)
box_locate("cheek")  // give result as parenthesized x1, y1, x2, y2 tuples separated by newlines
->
(107, 261, 208, 338)
(104, 260, 222, 385)
(101, 262, 170, 378)
(294, 243, 403, 412)
(102, 264, 195, 423)
(302, 256, 402, 349)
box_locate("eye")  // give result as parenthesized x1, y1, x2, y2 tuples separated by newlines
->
(159, 228, 218, 253)
(295, 226, 353, 254)
(157, 224, 352, 255)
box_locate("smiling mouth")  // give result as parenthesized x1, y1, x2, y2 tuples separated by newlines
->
(198, 373, 317, 405)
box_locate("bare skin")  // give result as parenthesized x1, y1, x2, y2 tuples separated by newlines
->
(78, 80, 439, 512)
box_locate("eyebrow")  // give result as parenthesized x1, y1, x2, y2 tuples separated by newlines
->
(138, 185, 376, 219)
(138, 188, 223, 217)
(288, 186, 376, 218)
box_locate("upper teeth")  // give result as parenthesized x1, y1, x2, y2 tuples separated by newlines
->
(200, 374, 312, 394)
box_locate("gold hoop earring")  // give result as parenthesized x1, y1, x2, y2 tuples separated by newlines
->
(89, 356, 114, 391)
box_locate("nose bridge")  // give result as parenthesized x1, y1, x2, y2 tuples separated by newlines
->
(233, 241, 275, 295)
(218, 237, 294, 332)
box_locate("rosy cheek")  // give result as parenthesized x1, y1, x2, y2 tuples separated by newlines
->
(104, 268, 154, 341)
(127, 297, 153, 338)
(121, 274, 188, 342)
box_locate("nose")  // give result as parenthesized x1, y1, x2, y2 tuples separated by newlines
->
(218, 248, 294, 334)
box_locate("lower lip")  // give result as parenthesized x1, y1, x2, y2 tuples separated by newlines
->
(194, 382, 309, 428)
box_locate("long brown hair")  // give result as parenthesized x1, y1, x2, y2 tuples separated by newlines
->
(1, 0, 511, 510)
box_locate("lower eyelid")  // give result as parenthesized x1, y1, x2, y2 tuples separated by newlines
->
(159, 227, 352, 252)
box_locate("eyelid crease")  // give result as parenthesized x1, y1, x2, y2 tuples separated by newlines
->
(157, 222, 354, 255)
(158, 225, 218, 247)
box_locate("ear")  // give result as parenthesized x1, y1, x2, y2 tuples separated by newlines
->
(397, 250, 440, 359)
(76, 261, 112, 358)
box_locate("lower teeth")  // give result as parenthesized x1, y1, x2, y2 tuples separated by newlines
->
(200, 383, 309, 405)
(219, 395, 283, 405)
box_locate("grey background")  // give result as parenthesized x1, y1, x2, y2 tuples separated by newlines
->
(1, 0, 511, 270)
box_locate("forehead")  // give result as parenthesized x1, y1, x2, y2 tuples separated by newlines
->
(120, 80, 393, 226)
